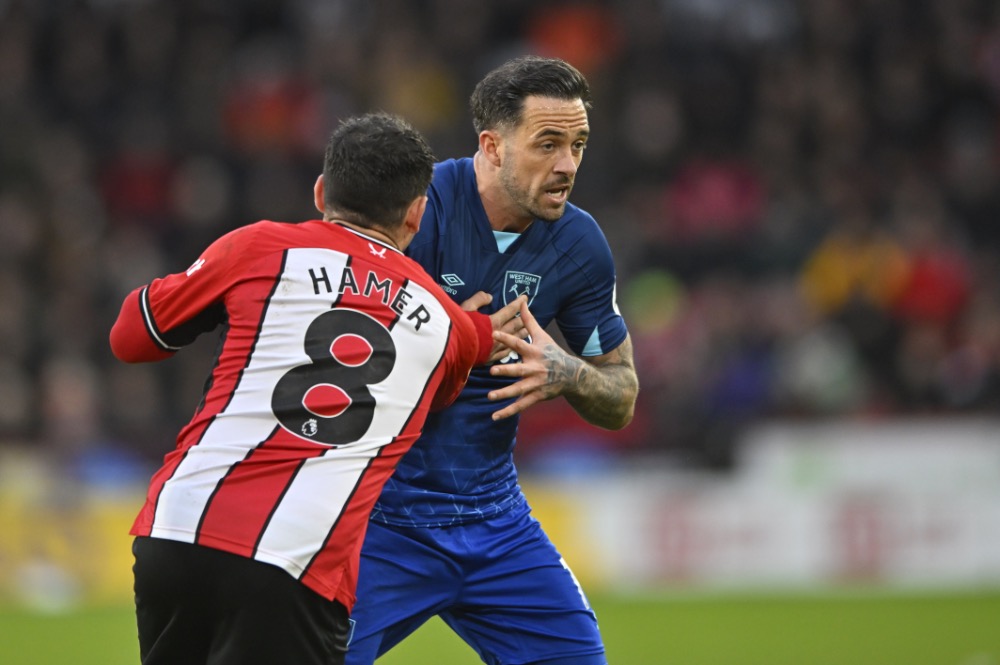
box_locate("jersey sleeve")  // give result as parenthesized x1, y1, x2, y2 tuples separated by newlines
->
(109, 287, 176, 362)
(428, 306, 490, 412)
(109, 225, 254, 363)
(466, 311, 493, 366)
(556, 221, 629, 358)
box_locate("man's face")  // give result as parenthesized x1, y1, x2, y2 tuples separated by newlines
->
(497, 95, 590, 223)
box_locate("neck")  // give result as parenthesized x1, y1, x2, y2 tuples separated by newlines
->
(473, 151, 533, 234)
(326, 217, 400, 250)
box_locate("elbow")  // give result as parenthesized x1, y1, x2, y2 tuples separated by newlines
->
(604, 393, 637, 431)
(567, 360, 639, 430)
(109, 322, 174, 364)
(579, 382, 639, 431)
(588, 407, 633, 432)
(109, 336, 148, 364)
(611, 410, 635, 431)
(109, 326, 138, 363)
(110, 344, 147, 364)
(109, 289, 175, 363)
(110, 344, 134, 364)
(109, 320, 142, 363)
(609, 377, 640, 430)
(613, 374, 641, 429)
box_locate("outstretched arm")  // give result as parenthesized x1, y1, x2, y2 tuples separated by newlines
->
(488, 300, 638, 429)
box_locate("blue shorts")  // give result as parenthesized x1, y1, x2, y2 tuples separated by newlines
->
(345, 509, 607, 665)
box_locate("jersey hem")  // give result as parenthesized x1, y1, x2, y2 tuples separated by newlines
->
(134, 528, 351, 605)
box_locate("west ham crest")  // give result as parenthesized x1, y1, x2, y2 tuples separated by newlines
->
(503, 271, 541, 305)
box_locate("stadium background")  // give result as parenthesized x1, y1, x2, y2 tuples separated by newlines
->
(2, 0, 1000, 663)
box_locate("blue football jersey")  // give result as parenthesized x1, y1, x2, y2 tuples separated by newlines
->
(371, 158, 629, 527)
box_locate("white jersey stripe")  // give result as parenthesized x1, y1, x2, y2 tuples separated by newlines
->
(253, 263, 452, 577)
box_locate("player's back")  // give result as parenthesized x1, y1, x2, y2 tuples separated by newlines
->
(128, 219, 482, 606)
(169, 220, 465, 451)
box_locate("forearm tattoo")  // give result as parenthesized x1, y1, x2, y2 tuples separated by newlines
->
(548, 336, 638, 430)
(543, 344, 587, 387)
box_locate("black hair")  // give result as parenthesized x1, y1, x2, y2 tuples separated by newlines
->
(322, 112, 435, 229)
(470, 56, 592, 134)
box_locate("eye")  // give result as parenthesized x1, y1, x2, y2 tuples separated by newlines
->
(539, 142, 556, 152)
(573, 141, 587, 152)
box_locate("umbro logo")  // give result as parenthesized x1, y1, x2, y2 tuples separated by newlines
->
(439, 273, 463, 296)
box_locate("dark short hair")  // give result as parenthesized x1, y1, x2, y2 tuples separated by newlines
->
(322, 112, 435, 229)
(470, 56, 592, 134)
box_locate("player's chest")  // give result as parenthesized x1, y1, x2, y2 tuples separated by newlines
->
(434, 236, 561, 323)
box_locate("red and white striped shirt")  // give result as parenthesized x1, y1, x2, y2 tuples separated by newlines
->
(110, 219, 490, 610)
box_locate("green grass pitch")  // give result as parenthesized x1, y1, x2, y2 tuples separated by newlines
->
(1, 591, 998, 664)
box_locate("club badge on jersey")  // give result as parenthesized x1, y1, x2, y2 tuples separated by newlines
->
(502, 271, 541, 306)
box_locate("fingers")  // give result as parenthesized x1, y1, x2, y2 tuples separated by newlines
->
(517, 299, 543, 335)
(486, 294, 527, 337)
(497, 312, 526, 338)
(486, 306, 550, 419)
(461, 290, 493, 312)
(487, 380, 531, 402)
(499, 320, 527, 339)
(487, 337, 525, 363)
(487, 348, 512, 364)
(495, 294, 526, 319)
(490, 393, 543, 421)
(488, 356, 531, 379)
(491, 330, 531, 357)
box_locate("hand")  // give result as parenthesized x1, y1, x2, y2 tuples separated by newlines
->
(460, 290, 493, 312)
(487, 299, 584, 421)
(461, 291, 528, 363)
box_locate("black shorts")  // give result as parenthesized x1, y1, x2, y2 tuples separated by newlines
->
(133, 536, 351, 665)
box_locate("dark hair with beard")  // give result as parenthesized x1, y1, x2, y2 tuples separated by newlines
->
(470, 56, 592, 135)
(322, 112, 435, 230)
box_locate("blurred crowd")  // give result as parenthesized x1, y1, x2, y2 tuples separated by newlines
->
(2, 0, 1000, 473)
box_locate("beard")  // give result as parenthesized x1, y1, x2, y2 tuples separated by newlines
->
(498, 161, 569, 223)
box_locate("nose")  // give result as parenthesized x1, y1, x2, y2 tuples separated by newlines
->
(554, 148, 578, 177)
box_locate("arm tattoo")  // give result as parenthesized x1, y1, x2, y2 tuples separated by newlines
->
(544, 345, 587, 387)
(549, 335, 638, 430)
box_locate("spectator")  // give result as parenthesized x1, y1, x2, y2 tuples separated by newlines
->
(1, 0, 1000, 470)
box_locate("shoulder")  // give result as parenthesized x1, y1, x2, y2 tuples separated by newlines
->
(395, 251, 444, 294)
(204, 220, 331, 270)
(199, 220, 270, 260)
(430, 158, 470, 187)
(413, 158, 476, 250)
(427, 158, 475, 206)
(218, 219, 293, 246)
(537, 205, 620, 298)
(545, 204, 612, 257)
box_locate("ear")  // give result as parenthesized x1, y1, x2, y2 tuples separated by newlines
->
(313, 174, 325, 215)
(403, 195, 427, 236)
(479, 131, 502, 167)
(397, 195, 427, 251)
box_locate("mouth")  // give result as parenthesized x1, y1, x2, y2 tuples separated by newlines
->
(543, 183, 571, 206)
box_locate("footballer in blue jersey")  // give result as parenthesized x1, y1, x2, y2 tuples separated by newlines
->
(346, 56, 638, 665)
(369, 156, 628, 528)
